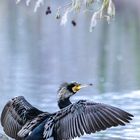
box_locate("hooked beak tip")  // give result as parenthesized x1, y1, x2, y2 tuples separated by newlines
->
(89, 83, 93, 86)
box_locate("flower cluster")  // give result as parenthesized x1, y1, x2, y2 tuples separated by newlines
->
(16, 0, 115, 31)
(90, 0, 115, 31)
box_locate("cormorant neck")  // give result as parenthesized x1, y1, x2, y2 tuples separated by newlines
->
(58, 98, 72, 109)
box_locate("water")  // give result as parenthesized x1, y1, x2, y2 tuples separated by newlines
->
(0, 0, 140, 140)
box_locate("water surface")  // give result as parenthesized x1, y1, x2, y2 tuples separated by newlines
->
(0, 0, 140, 139)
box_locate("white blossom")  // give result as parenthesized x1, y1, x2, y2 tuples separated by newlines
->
(34, 0, 44, 12)
(56, 8, 61, 19)
(16, 0, 21, 4)
(14, 0, 116, 31)
(60, 10, 69, 25)
(107, 0, 115, 17)
(72, 0, 82, 11)
(90, 10, 101, 32)
(26, 0, 31, 6)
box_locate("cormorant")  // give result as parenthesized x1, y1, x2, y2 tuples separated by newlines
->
(1, 82, 133, 140)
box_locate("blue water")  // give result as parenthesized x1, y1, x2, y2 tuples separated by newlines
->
(0, 0, 140, 140)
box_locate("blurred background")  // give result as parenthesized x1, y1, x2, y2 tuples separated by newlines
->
(0, 0, 140, 139)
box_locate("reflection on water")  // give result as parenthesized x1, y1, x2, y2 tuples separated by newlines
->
(0, 0, 140, 139)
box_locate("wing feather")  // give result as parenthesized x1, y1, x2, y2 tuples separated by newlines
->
(94, 112, 106, 130)
(97, 111, 112, 127)
(76, 115, 84, 136)
(90, 112, 101, 131)
(1, 96, 43, 139)
(74, 116, 81, 137)
(103, 109, 126, 125)
(106, 107, 130, 123)
(49, 100, 133, 140)
(72, 116, 77, 137)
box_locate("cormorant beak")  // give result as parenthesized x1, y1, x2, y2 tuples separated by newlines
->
(72, 83, 93, 93)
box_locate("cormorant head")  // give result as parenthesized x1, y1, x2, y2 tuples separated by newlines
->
(58, 82, 92, 100)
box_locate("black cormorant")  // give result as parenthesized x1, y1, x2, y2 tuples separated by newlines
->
(1, 82, 133, 140)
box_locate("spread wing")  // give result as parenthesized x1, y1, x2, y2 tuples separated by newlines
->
(44, 100, 133, 140)
(1, 96, 44, 140)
